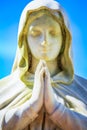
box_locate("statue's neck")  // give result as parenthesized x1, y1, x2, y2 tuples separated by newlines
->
(29, 56, 60, 77)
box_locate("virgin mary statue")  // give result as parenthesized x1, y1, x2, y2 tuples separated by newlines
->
(0, 0, 87, 130)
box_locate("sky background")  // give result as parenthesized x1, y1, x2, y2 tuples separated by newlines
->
(0, 0, 87, 79)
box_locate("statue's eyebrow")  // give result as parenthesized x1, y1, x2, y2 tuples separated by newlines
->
(49, 26, 56, 30)
(29, 26, 41, 32)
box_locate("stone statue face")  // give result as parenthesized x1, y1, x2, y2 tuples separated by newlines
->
(27, 14, 62, 61)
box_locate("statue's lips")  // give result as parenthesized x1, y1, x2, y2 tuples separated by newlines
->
(39, 47, 50, 53)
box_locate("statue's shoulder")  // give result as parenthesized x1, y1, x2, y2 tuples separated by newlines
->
(0, 70, 25, 109)
(69, 74, 87, 104)
(74, 74, 87, 88)
(0, 70, 19, 88)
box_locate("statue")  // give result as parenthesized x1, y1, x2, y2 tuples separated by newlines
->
(0, 0, 87, 129)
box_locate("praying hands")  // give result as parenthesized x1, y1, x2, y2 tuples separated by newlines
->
(32, 60, 58, 114)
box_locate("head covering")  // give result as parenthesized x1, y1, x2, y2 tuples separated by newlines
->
(12, 0, 74, 87)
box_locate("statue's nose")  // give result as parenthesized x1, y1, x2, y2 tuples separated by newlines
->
(41, 40, 46, 46)
(41, 32, 49, 46)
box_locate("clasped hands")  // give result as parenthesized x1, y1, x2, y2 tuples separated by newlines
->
(31, 60, 58, 115)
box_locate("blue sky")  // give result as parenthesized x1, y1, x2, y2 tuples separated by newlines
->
(0, 0, 87, 79)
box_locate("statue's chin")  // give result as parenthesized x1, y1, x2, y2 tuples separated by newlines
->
(35, 57, 56, 62)
(33, 52, 57, 62)
(37, 57, 51, 62)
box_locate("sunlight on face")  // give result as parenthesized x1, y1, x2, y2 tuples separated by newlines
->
(27, 14, 62, 61)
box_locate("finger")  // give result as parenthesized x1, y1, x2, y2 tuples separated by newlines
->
(44, 69, 50, 88)
(41, 60, 47, 67)
(35, 60, 44, 74)
(44, 70, 53, 96)
(33, 67, 45, 95)
(44, 67, 50, 79)
(39, 67, 46, 79)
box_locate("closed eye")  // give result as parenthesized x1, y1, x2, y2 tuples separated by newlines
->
(30, 30, 41, 37)
(49, 30, 58, 37)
